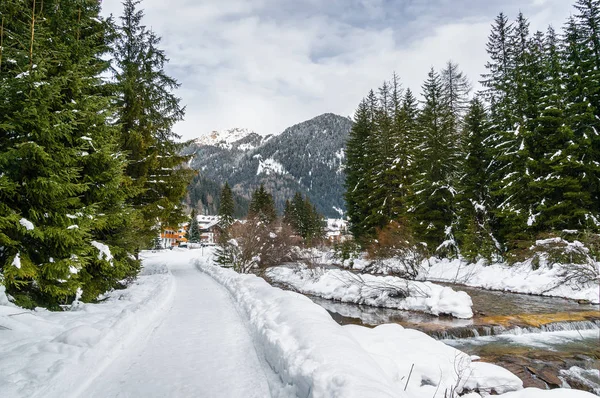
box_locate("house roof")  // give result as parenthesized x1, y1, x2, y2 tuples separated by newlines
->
(196, 215, 220, 230)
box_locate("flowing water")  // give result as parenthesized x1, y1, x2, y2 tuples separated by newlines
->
(298, 284, 600, 394)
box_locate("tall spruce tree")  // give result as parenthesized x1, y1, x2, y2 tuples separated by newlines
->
(248, 184, 277, 224)
(0, 0, 137, 306)
(344, 97, 375, 240)
(112, 0, 194, 252)
(185, 209, 201, 243)
(571, 0, 600, 224)
(218, 182, 235, 228)
(410, 68, 459, 253)
(456, 99, 498, 261)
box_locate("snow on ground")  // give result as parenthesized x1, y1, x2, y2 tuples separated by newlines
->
(257, 157, 287, 176)
(419, 258, 600, 304)
(1, 249, 596, 398)
(82, 250, 272, 398)
(0, 251, 174, 398)
(197, 261, 528, 397)
(266, 265, 474, 318)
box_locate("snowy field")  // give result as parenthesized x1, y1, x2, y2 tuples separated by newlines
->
(0, 249, 596, 397)
(266, 265, 474, 318)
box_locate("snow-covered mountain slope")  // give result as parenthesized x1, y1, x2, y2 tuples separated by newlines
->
(185, 113, 353, 217)
(192, 127, 269, 151)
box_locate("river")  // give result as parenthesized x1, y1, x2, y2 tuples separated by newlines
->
(292, 284, 600, 394)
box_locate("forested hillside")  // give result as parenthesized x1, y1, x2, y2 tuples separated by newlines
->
(186, 113, 353, 217)
(345, 0, 600, 262)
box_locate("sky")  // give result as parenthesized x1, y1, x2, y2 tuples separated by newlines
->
(100, 0, 575, 141)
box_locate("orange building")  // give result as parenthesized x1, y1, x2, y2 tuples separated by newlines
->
(159, 225, 188, 248)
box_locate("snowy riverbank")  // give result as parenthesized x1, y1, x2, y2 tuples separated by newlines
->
(198, 261, 523, 397)
(0, 251, 176, 398)
(266, 265, 474, 318)
(419, 258, 600, 304)
(330, 250, 599, 304)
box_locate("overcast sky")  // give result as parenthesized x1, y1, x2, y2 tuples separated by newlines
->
(100, 0, 575, 140)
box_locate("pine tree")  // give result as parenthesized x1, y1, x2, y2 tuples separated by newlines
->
(0, 0, 137, 306)
(344, 97, 375, 240)
(560, 17, 600, 229)
(410, 68, 459, 252)
(218, 182, 235, 228)
(571, 0, 600, 224)
(112, 0, 195, 252)
(456, 99, 498, 262)
(367, 80, 397, 231)
(481, 13, 515, 131)
(248, 184, 277, 224)
(185, 209, 201, 243)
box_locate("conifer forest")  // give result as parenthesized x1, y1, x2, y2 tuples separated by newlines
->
(345, 0, 600, 263)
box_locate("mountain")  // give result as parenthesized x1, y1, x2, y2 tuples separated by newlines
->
(185, 113, 353, 218)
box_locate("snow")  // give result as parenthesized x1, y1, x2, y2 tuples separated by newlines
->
(19, 218, 34, 231)
(266, 266, 474, 318)
(1, 250, 595, 398)
(420, 257, 599, 304)
(82, 251, 271, 398)
(90, 240, 113, 264)
(500, 388, 595, 397)
(193, 127, 257, 150)
(0, 252, 173, 397)
(198, 260, 531, 397)
(256, 157, 287, 175)
(11, 253, 21, 269)
(560, 366, 600, 395)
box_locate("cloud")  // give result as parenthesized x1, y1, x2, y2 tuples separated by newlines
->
(100, 0, 577, 140)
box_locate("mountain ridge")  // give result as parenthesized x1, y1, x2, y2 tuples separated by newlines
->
(185, 113, 353, 218)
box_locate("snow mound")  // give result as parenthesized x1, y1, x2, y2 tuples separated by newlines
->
(52, 325, 102, 347)
(196, 262, 515, 397)
(346, 324, 522, 396)
(267, 266, 474, 318)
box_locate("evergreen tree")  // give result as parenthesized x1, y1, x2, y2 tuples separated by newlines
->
(571, 0, 600, 223)
(218, 182, 235, 228)
(248, 184, 277, 224)
(112, 0, 195, 252)
(367, 80, 397, 231)
(456, 99, 498, 261)
(185, 209, 201, 243)
(344, 97, 374, 240)
(481, 12, 515, 131)
(0, 0, 137, 306)
(284, 192, 324, 242)
(410, 68, 459, 252)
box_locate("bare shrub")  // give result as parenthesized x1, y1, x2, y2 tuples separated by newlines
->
(219, 218, 299, 273)
(365, 220, 427, 279)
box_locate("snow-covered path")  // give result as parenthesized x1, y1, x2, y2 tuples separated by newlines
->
(82, 254, 271, 398)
